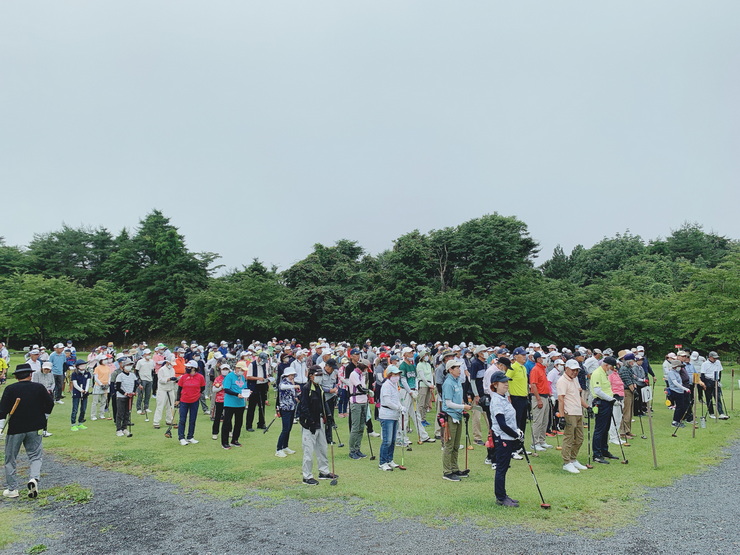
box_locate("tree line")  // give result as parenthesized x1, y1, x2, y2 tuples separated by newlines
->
(0, 210, 737, 356)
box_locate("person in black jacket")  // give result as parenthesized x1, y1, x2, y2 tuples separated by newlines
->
(299, 366, 337, 485)
(1, 363, 55, 499)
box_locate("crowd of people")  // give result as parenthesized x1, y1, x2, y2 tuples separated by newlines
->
(0, 338, 731, 506)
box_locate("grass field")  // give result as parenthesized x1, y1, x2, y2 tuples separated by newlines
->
(3, 353, 739, 535)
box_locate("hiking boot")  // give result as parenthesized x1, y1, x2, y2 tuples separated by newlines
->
(318, 472, 338, 480)
(496, 497, 519, 507)
(27, 479, 39, 499)
(303, 478, 319, 486)
(563, 462, 580, 474)
(442, 473, 461, 482)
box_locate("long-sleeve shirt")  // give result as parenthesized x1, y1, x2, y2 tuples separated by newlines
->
(157, 363, 177, 392)
(666, 368, 688, 394)
(32, 370, 55, 393)
(490, 392, 517, 440)
(279, 378, 298, 411)
(349, 369, 369, 404)
(442, 374, 464, 421)
(379, 380, 402, 421)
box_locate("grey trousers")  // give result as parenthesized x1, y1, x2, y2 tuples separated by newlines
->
(302, 427, 329, 479)
(5, 431, 43, 491)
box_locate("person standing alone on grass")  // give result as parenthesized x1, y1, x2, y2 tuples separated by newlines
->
(557, 359, 590, 474)
(175, 360, 206, 445)
(70, 360, 91, 431)
(1, 363, 55, 499)
(441, 359, 471, 481)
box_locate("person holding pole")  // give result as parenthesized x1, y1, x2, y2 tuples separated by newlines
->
(1, 363, 55, 499)
(441, 359, 471, 481)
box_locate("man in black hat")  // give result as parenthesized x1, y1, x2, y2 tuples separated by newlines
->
(0, 363, 55, 498)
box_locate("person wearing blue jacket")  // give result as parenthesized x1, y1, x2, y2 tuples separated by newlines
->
(220, 361, 248, 449)
(441, 359, 471, 481)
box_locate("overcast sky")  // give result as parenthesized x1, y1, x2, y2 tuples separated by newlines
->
(2, 2, 738, 273)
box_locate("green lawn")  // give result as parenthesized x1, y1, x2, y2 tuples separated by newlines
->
(3, 352, 739, 534)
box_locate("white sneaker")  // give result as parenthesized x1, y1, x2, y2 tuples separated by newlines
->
(369, 432, 380, 437)
(3, 489, 19, 498)
(459, 444, 464, 450)
(145, 409, 152, 413)
(484, 458, 492, 465)
(609, 439, 623, 446)
(563, 462, 580, 474)
(719, 414, 730, 420)
(42, 431, 52, 437)
(540, 443, 554, 449)
(116, 430, 124, 437)
(572, 460, 588, 470)
(275, 449, 287, 458)
(379, 463, 393, 471)
(533, 444, 546, 452)
(511, 452, 524, 460)
(212, 434, 218, 440)
(188, 438, 199, 444)
(137, 410, 143, 415)
(389, 461, 400, 468)
(179, 439, 189, 446)
(91, 417, 98, 421)
(283, 447, 296, 455)
(123, 429, 131, 437)
(709, 414, 717, 419)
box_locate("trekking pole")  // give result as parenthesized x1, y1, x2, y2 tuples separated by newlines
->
(521, 444, 551, 509)
(0, 398, 21, 439)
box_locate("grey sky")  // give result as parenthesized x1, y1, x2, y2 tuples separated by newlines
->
(2, 2, 738, 273)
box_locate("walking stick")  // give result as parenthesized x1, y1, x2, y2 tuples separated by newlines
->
(0, 398, 21, 438)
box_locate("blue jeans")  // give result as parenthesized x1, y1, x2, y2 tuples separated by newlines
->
(277, 410, 295, 451)
(71, 396, 88, 424)
(380, 419, 398, 465)
(178, 401, 199, 440)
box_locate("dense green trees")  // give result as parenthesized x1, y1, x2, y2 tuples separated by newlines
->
(0, 212, 737, 355)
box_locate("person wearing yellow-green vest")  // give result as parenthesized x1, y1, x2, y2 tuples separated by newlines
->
(506, 347, 529, 458)
(589, 356, 620, 464)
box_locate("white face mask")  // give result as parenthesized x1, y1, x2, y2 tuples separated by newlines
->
(221, 370, 229, 376)
(389, 375, 400, 385)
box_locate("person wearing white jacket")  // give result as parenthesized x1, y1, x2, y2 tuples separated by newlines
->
(378, 366, 406, 471)
(153, 358, 178, 428)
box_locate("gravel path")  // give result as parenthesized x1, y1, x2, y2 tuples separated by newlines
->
(4, 440, 740, 555)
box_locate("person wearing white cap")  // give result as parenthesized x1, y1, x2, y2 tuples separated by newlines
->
(49, 344, 67, 403)
(175, 360, 206, 445)
(114, 360, 139, 437)
(153, 356, 178, 429)
(276, 367, 300, 457)
(701, 352, 728, 419)
(557, 359, 590, 474)
(135, 349, 155, 415)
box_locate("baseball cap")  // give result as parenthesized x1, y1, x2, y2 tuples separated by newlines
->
(185, 360, 199, 368)
(623, 353, 636, 361)
(512, 347, 527, 356)
(42, 361, 53, 369)
(708, 351, 719, 359)
(386, 365, 401, 374)
(565, 359, 580, 370)
(350, 348, 361, 355)
(489, 371, 511, 382)
(445, 359, 461, 371)
(603, 356, 618, 366)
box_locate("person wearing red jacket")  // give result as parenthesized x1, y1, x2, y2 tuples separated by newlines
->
(175, 361, 206, 446)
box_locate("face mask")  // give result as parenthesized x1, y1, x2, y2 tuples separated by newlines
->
(194, 356, 201, 361)
(221, 370, 229, 376)
(389, 375, 400, 385)
(422, 355, 429, 361)
(144, 355, 151, 360)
